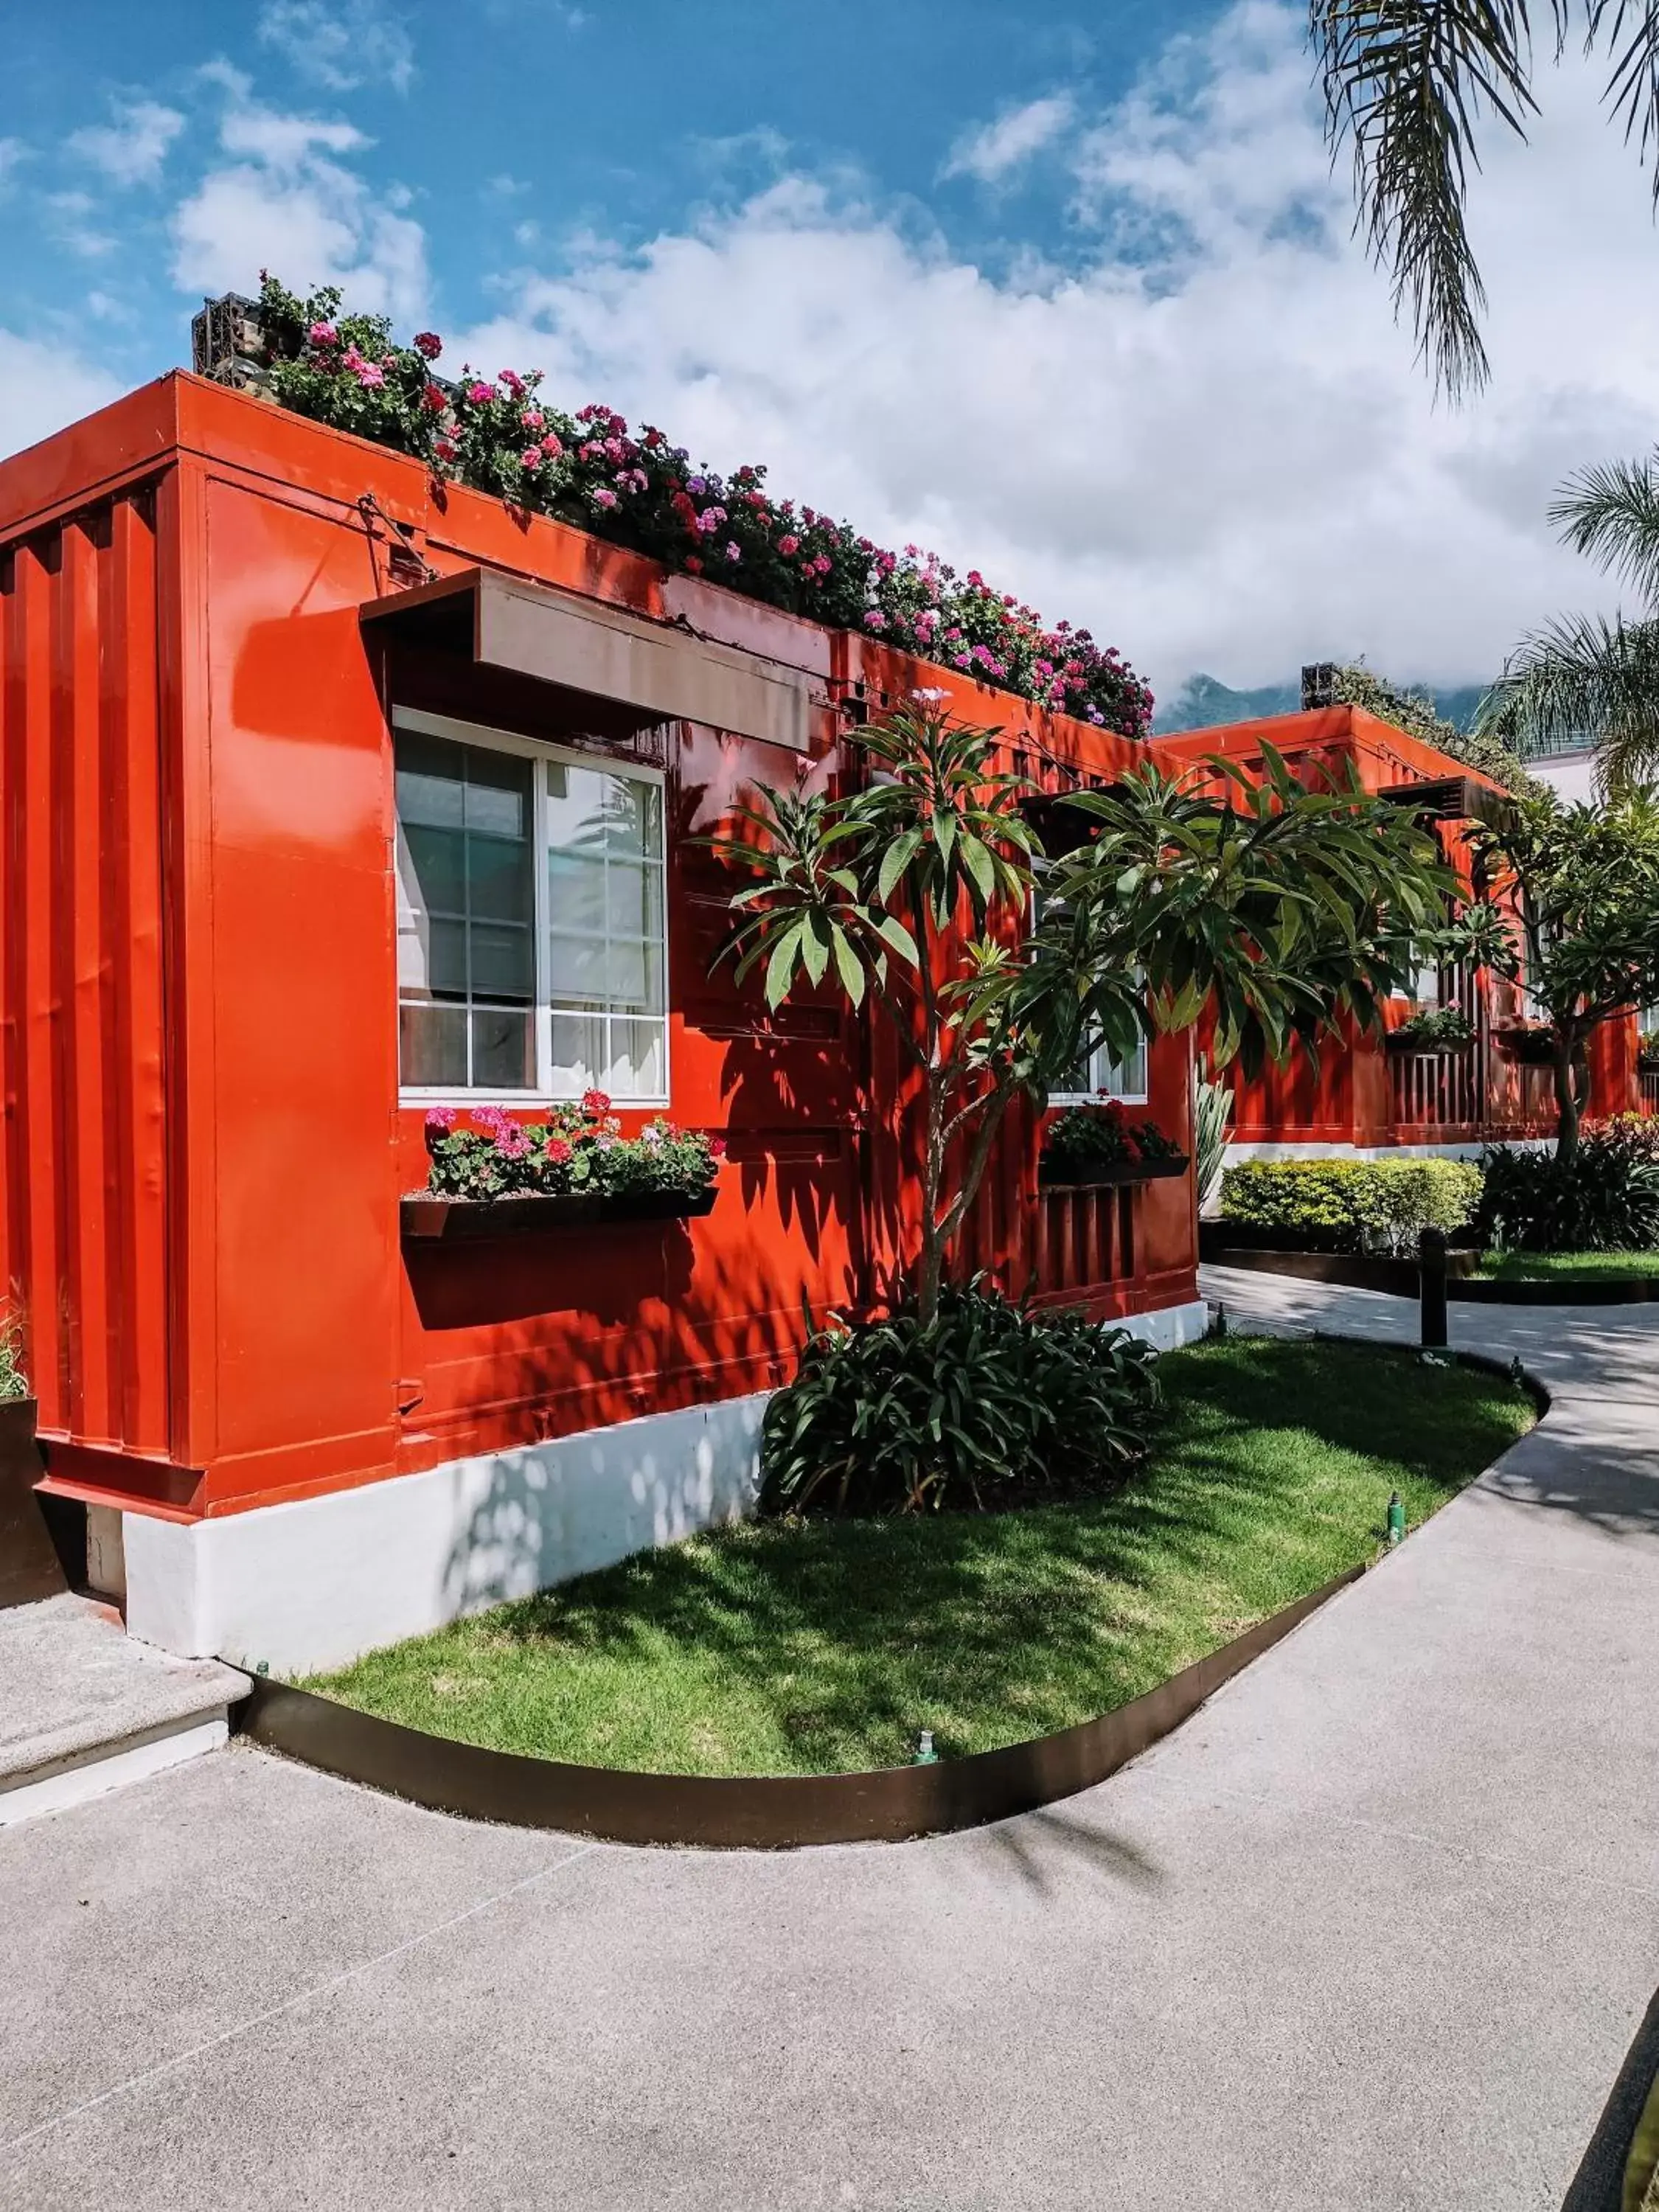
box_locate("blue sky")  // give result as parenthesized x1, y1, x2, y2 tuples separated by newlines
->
(2, 0, 1655, 698)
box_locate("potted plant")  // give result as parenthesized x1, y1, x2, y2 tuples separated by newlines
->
(401, 1092, 727, 1242)
(1386, 1006, 1475, 1053)
(1639, 1027, 1659, 1071)
(1039, 1099, 1189, 1188)
(0, 1309, 62, 1610)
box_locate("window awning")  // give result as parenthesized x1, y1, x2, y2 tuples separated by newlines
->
(361, 566, 819, 752)
(1377, 773, 1515, 830)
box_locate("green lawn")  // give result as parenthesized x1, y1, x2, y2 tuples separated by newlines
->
(305, 1339, 1535, 1778)
(1477, 1249, 1659, 1281)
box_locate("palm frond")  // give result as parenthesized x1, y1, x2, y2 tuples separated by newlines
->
(1476, 610, 1659, 796)
(1311, 0, 1548, 398)
(1587, 0, 1659, 184)
(1548, 451, 1659, 602)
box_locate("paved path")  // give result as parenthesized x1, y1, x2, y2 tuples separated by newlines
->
(3, 1278, 1658, 2211)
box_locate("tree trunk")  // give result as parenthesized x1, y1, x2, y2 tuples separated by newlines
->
(1552, 1033, 1579, 1164)
(915, 1068, 947, 1325)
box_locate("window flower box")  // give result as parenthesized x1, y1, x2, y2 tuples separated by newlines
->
(1039, 1154, 1189, 1190)
(1039, 1100, 1187, 1189)
(1493, 1023, 1563, 1066)
(402, 1186, 717, 1242)
(410, 1096, 724, 1239)
(1385, 1007, 1475, 1054)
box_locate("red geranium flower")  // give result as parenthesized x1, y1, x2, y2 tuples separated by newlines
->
(581, 1088, 611, 1115)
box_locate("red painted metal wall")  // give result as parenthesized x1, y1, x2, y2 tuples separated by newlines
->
(0, 375, 1197, 1523)
(1, 494, 171, 1475)
(1157, 708, 1641, 1146)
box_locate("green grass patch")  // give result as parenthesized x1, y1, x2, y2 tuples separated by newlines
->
(305, 1339, 1534, 1777)
(1477, 1248, 1659, 1281)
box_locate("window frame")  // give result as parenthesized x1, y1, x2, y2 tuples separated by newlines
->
(1048, 1035, 1150, 1110)
(393, 704, 672, 1108)
(1027, 872, 1150, 1107)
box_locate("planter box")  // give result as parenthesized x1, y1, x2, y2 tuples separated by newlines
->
(0, 1397, 66, 1610)
(1198, 1231, 1479, 1297)
(1493, 1027, 1564, 1067)
(1384, 1032, 1473, 1055)
(401, 1186, 717, 1243)
(1039, 1153, 1189, 1190)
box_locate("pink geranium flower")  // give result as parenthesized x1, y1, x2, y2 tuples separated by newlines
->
(521, 446, 544, 470)
(541, 433, 564, 458)
(777, 533, 799, 556)
(466, 380, 496, 406)
(308, 321, 338, 347)
(499, 369, 525, 396)
(591, 487, 619, 509)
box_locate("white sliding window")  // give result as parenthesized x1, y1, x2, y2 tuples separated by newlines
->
(394, 708, 669, 1102)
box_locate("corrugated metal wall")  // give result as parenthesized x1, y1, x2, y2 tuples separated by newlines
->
(0, 493, 170, 1453)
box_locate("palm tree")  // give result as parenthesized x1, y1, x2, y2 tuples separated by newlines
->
(1314, 4, 1659, 398)
(1474, 457, 1659, 794)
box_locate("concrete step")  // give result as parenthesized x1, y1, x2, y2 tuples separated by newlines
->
(0, 1593, 248, 1826)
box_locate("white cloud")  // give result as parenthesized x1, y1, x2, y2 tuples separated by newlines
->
(171, 77, 428, 323)
(67, 98, 186, 187)
(450, 0, 1659, 698)
(257, 0, 415, 94)
(943, 94, 1076, 184)
(0, 332, 122, 463)
(0, 139, 28, 187)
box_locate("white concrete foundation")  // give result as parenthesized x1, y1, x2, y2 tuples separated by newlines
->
(123, 1393, 771, 1677)
(1116, 1297, 1210, 1353)
(1222, 1138, 1549, 1166)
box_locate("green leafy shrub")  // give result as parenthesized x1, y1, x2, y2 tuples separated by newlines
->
(1639, 1029, 1659, 1063)
(1194, 1064, 1234, 1209)
(1392, 1006, 1475, 1048)
(1583, 1112, 1659, 1164)
(1326, 662, 1539, 798)
(1476, 1138, 1659, 1253)
(1220, 1158, 1483, 1253)
(759, 1284, 1161, 1516)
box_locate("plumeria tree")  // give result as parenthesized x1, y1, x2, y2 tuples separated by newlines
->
(717, 708, 1453, 1318)
(1439, 790, 1659, 1159)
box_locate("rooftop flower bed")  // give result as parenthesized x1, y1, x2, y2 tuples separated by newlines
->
(251, 275, 1153, 740)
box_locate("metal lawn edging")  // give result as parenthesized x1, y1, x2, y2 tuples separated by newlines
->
(240, 1565, 1364, 1851)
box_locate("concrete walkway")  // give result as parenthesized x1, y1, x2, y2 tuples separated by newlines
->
(0, 1593, 246, 1826)
(3, 1279, 1658, 2210)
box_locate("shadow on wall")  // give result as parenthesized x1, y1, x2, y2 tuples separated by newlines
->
(440, 1390, 768, 1621)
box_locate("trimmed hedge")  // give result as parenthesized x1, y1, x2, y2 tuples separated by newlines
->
(1220, 1158, 1484, 1254)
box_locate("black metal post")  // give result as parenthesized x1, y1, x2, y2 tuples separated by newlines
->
(1419, 1225, 1448, 1348)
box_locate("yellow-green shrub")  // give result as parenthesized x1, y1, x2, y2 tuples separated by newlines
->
(1220, 1158, 1483, 1253)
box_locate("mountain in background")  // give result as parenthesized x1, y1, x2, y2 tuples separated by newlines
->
(1152, 672, 1488, 736)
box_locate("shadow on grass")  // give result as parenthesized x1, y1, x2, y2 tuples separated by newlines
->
(392, 1338, 1531, 1775)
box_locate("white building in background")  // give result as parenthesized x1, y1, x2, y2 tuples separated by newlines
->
(1525, 737, 1596, 805)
